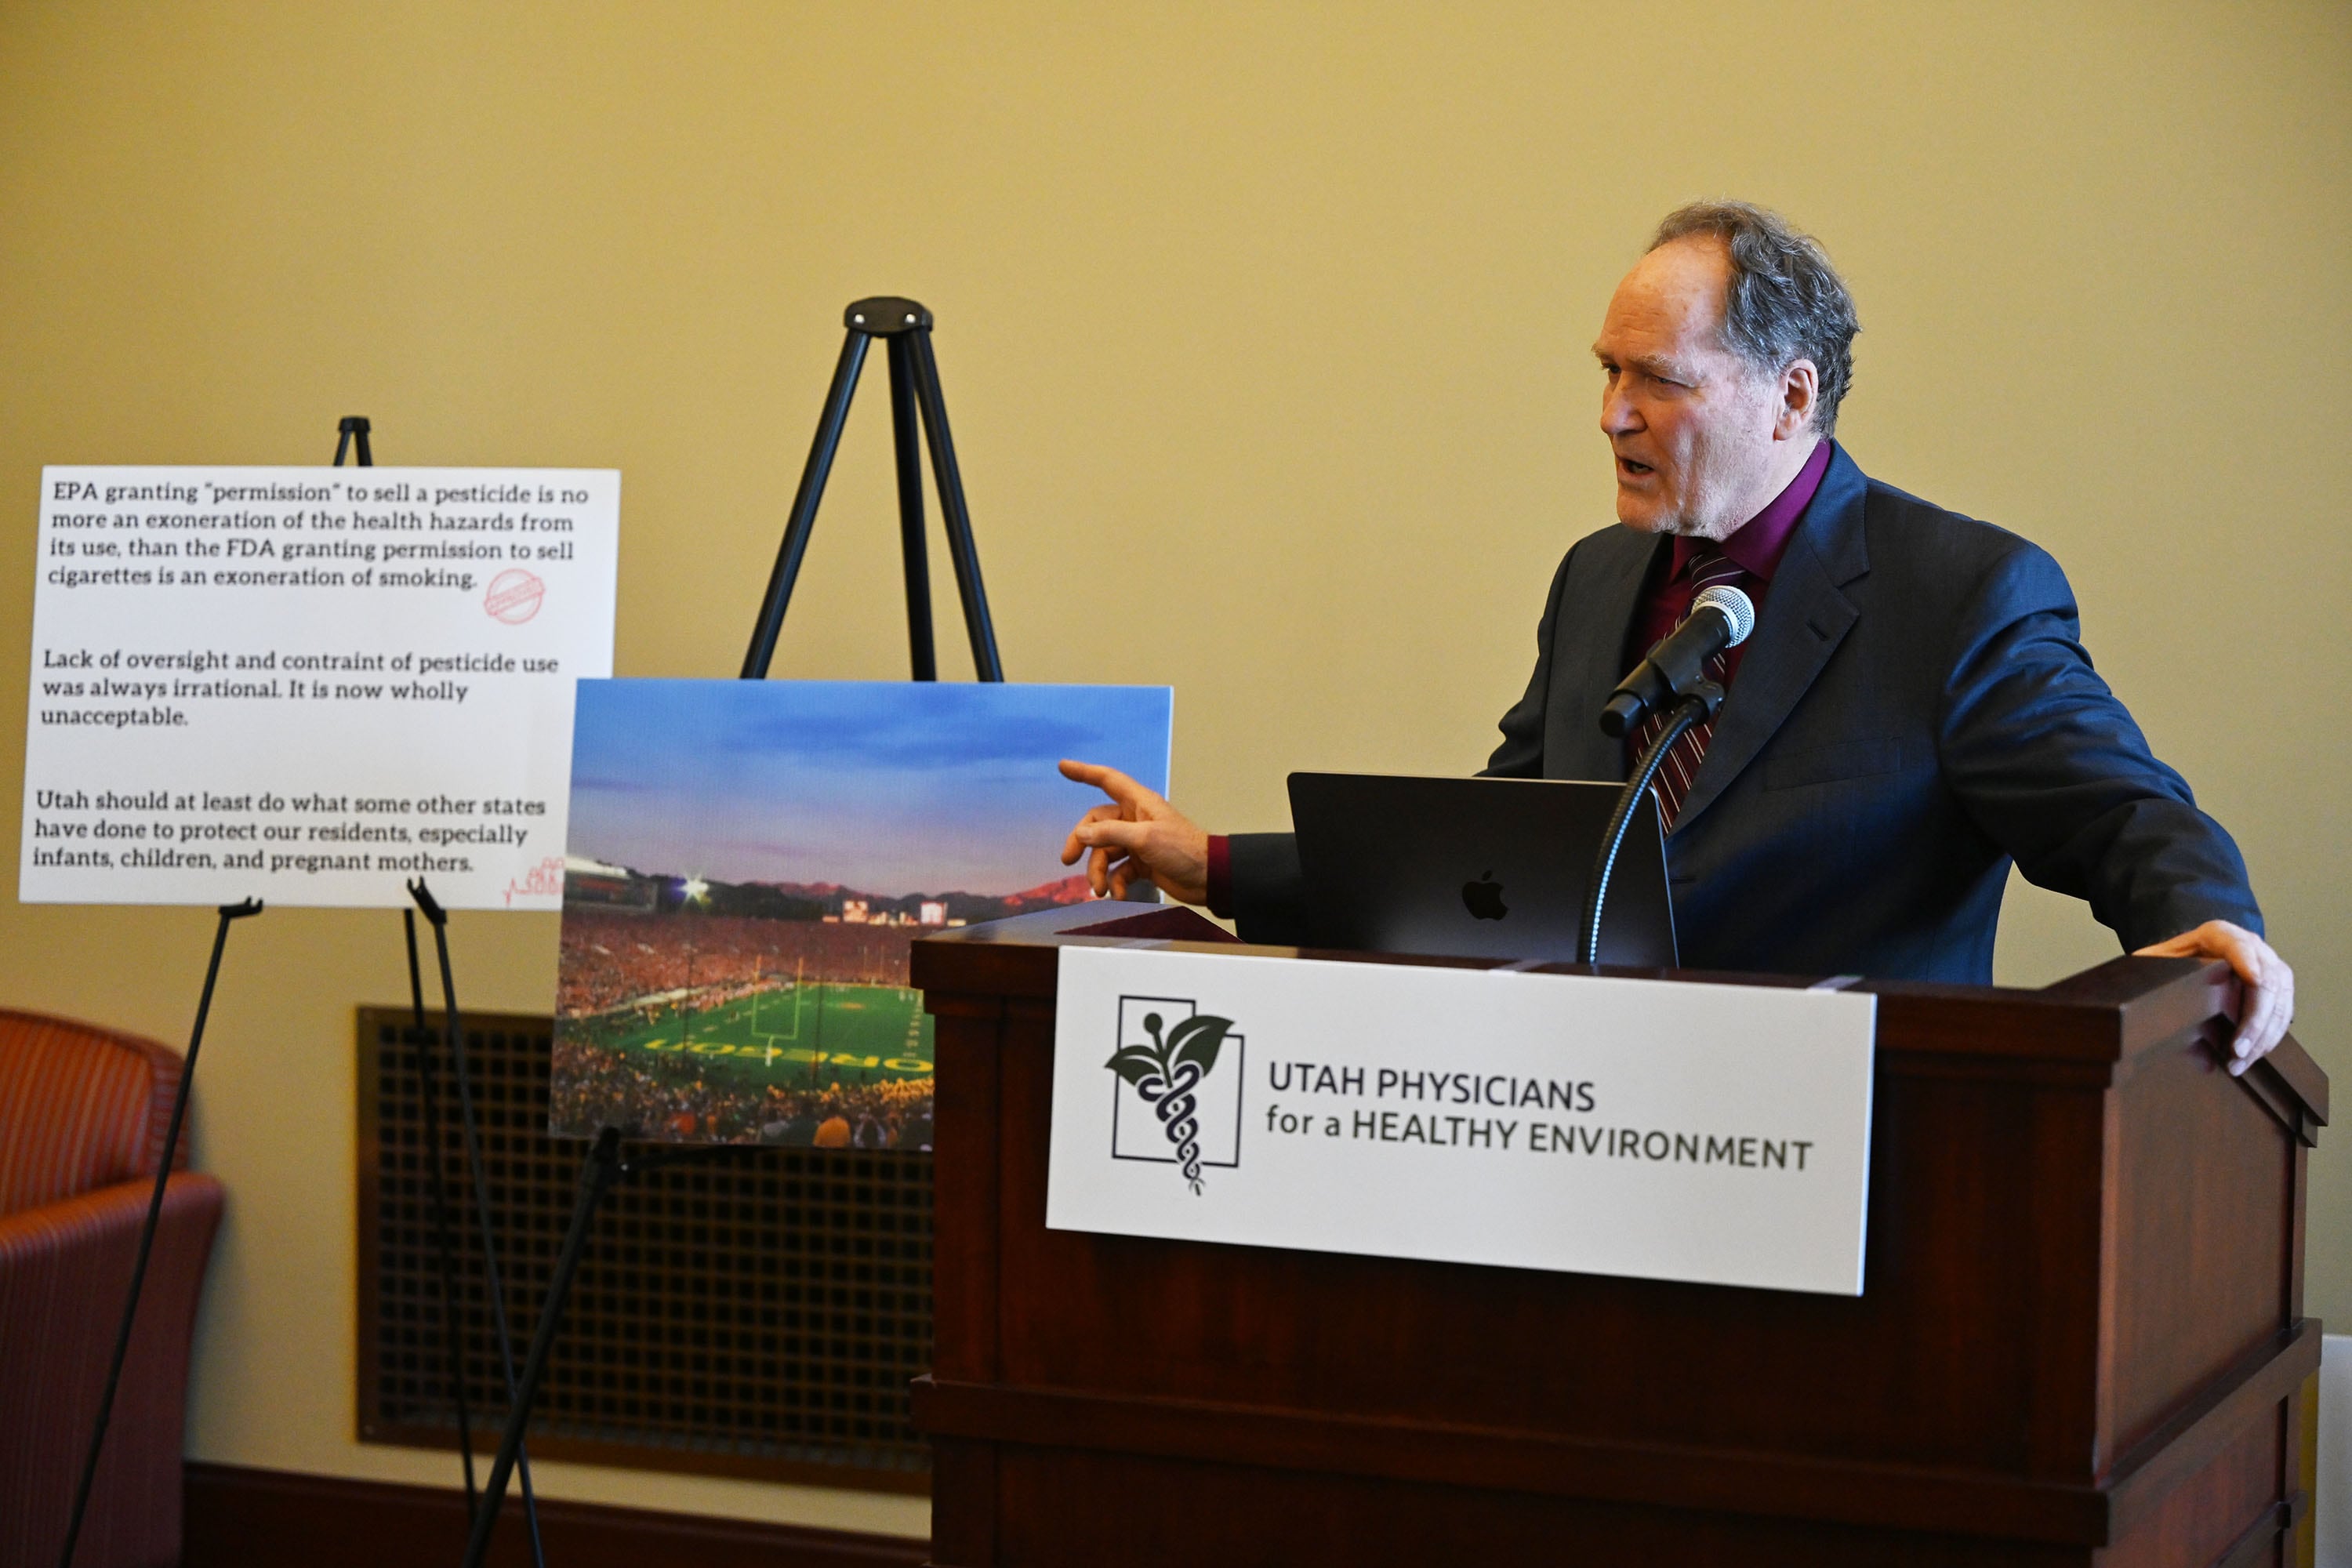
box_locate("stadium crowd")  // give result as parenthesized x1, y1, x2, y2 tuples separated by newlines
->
(550, 1032, 935, 1149)
(557, 910, 916, 1019)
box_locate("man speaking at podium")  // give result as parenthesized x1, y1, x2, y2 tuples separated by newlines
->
(1061, 201, 2294, 1073)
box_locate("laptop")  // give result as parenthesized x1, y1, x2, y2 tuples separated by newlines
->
(1287, 773, 1679, 967)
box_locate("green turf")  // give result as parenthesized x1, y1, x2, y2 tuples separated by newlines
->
(583, 982, 933, 1093)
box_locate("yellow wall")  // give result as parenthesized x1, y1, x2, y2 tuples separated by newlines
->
(2, 0, 2344, 1537)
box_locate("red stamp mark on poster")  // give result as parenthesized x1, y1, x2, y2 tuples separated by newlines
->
(504, 855, 567, 908)
(485, 568, 545, 624)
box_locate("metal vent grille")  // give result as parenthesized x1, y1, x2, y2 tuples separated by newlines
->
(356, 1007, 933, 1490)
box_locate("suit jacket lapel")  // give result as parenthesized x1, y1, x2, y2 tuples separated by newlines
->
(1669, 445, 1871, 832)
(1544, 527, 1664, 782)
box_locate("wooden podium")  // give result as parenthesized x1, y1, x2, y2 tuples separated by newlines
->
(909, 904, 2326, 1566)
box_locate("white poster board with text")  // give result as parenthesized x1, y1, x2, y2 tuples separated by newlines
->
(22, 466, 617, 910)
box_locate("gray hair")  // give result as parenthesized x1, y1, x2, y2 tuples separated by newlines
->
(1650, 201, 1859, 436)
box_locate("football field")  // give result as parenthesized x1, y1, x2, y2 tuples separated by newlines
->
(586, 981, 933, 1094)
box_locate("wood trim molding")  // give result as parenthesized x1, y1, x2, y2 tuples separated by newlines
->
(2103, 1321, 2321, 1534)
(183, 1462, 930, 1568)
(912, 1321, 2321, 1549)
(913, 1375, 2100, 1544)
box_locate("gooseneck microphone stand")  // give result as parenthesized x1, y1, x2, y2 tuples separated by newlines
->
(742, 297, 1004, 682)
(1582, 582, 1754, 964)
(1581, 688, 1719, 964)
(58, 898, 262, 1568)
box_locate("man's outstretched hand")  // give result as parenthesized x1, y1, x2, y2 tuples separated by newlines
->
(1059, 760, 1210, 906)
(2133, 920, 2295, 1076)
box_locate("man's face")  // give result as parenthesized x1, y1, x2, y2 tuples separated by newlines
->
(1593, 238, 1797, 539)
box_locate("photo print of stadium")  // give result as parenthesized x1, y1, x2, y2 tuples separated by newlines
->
(552, 677, 1173, 1146)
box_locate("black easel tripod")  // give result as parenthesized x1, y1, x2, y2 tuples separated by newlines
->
(333, 419, 529, 1548)
(332, 415, 374, 467)
(456, 1133, 742, 1568)
(458, 299, 1008, 1566)
(742, 297, 1004, 682)
(411, 880, 546, 1568)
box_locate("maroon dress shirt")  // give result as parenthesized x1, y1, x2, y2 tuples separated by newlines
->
(1621, 437, 1831, 689)
(1204, 441, 1835, 918)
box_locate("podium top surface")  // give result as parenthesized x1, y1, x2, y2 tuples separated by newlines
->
(913, 902, 2325, 1139)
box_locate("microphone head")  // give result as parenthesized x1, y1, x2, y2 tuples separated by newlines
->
(1692, 584, 1756, 647)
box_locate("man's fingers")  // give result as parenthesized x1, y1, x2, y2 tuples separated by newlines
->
(2234, 946, 2273, 1050)
(2136, 921, 2296, 1074)
(1072, 818, 1152, 855)
(2228, 984, 2268, 1070)
(2130, 926, 2209, 960)
(1060, 758, 1123, 787)
(1059, 758, 1158, 809)
(1060, 803, 1128, 866)
(2208, 928, 2263, 1058)
(1094, 848, 1149, 901)
(2243, 953, 2292, 1064)
(1108, 854, 1150, 900)
(2216, 924, 2261, 989)
(1072, 818, 1160, 900)
(2229, 983, 2278, 1074)
(1085, 836, 1148, 898)
(2272, 969, 2298, 1056)
(2220, 933, 2292, 1075)
(2228, 935, 2278, 1055)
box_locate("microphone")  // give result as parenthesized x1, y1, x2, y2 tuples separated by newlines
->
(1599, 583, 1756, 737)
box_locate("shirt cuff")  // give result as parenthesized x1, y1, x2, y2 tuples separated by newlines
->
(1205, 834, 1233, 920)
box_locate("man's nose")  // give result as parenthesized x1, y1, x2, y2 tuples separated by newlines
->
(1599, 388, 1641, 437)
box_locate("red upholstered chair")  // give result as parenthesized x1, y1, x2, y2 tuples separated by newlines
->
(0, 1009, 224, 1568)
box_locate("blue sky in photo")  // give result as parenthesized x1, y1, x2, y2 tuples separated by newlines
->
(565, 680, 1173, 897)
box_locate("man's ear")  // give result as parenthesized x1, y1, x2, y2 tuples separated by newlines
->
(1776, 359, 1820, 440)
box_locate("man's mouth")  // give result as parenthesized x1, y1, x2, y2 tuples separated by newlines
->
(1617, 456, 1655, 479)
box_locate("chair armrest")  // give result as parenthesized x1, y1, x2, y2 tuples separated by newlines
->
(0, 1173, 224, 1568)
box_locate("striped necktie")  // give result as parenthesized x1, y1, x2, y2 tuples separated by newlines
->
(1633, 548, 1747, 831)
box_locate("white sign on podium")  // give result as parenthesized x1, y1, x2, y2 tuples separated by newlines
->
(1047, 945, 1878, 1296)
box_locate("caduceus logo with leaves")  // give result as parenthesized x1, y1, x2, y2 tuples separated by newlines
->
(1105, 1010, 1235, 1195)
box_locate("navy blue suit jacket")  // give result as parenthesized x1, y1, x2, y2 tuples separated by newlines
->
(1232, 445, 2260, 982)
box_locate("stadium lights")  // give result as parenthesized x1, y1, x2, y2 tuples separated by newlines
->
(682, 877, 710, 904)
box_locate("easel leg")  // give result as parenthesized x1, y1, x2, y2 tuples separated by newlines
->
(459, 1129, 626, 1568)
(408, 880, 545, 1568)
(742, 331, 873, 678)
(884, 336, 938, 681)
(907, 330, 1003, 681)
(405, 909, 479, 1513)
(57, 898, 261, 1568)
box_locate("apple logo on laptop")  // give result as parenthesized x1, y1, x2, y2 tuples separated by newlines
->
(1461, 869, 1508, 921)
